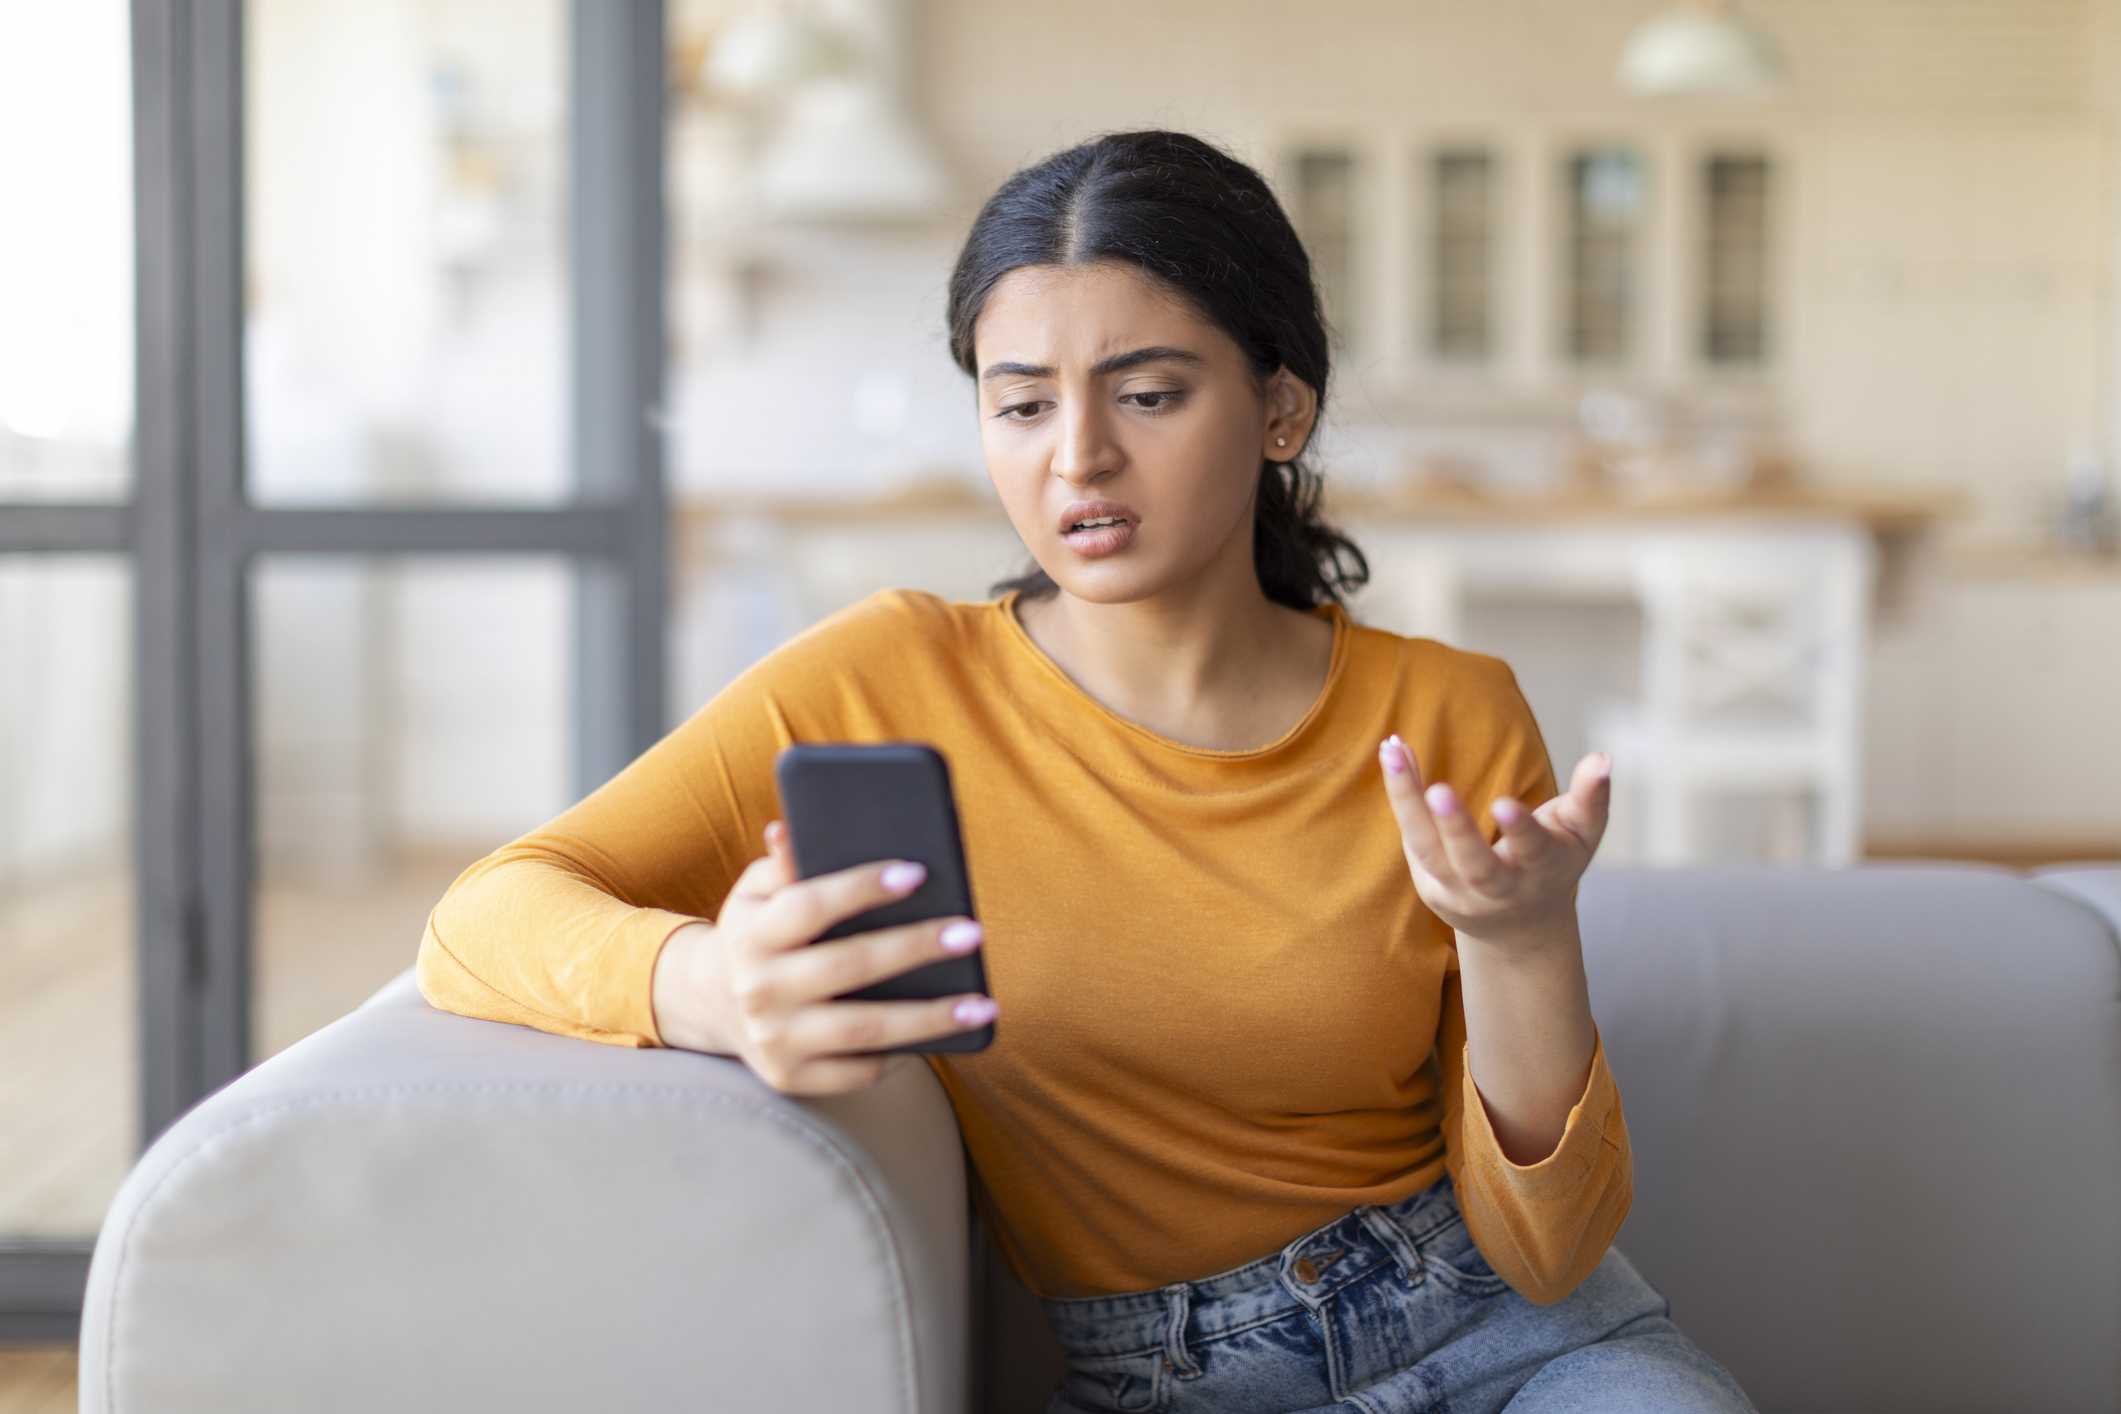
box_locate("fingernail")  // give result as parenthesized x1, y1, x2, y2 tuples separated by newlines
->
(1378, 738, 1407, 776)
(880, 861, 927, 893)
(1426, 784, 1459, 817)
(939, 920, 984, 952)
(953, 997, 999, 1027)
(1492, 798, 1523, 826)
(1594, 753, 1613, 781)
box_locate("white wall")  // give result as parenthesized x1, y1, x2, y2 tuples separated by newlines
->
(1869, 563, 2121, 846)
(1791, 118, 2106, 541)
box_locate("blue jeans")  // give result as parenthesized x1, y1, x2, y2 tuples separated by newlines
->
(1040, 1178, 1755, 1414)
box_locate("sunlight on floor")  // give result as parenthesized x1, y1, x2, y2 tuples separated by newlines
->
(0, 1348, 75, 1414)
(0, 872, 132, 1237)
(253, 858, 472, 1060)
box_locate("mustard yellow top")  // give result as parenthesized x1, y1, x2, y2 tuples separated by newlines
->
(418, 591, 1631, 1301)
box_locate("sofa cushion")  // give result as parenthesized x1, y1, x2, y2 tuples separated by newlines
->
(1580, 865, 2121, 1414)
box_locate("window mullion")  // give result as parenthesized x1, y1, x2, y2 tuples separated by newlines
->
(570, 0, 668, 795)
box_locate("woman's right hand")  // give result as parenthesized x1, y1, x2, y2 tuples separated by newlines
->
(649, 821, 997, 1094)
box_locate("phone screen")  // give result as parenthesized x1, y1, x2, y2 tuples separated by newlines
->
(774, 743, 993, 1053)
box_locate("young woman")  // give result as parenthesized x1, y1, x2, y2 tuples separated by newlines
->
(420, 131, 1753, 1413)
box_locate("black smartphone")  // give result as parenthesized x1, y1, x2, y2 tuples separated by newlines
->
(773, 743, 993, 1054)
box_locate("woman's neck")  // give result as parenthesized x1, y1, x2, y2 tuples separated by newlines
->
(1015, 553, 1337, 753)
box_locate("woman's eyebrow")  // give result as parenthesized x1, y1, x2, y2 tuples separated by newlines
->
(978, 346, 1205, 382)
(980, 360, 1054, 381)
(1090, 345, 1203, 376)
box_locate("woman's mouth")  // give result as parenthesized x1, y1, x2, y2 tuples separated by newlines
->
(1058, 503, 1138, 558)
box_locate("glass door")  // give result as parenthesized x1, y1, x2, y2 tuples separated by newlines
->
(0, 0, 139, 1344)
(243, 0, 583, 1059)
(0, 0, 669, 1347)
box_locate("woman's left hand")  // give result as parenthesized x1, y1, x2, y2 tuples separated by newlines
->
(1378, 736, 1610, 955)
(1378, 736, 1609, 1164)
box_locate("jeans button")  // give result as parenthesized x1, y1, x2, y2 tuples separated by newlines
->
(1293, 1256, 1319, 1284)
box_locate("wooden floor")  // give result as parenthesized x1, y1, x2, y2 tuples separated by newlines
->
(0, 858, 471, 1238)
(0, 871, 133, 1237)
(252, 859, 471, 1061)
(0, 1348, 74, 1413)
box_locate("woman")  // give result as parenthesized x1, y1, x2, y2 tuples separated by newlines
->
(420, 131, 1752, 1413)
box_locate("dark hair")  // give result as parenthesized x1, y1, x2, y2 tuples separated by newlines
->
(947, 130, 1368, 610)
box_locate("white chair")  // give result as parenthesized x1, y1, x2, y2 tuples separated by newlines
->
(1593, 526, 1873, 864)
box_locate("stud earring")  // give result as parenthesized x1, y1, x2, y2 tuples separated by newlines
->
(1276, 437, 1288, 448)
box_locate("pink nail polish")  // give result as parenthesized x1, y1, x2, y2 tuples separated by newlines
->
(939, 920, 983, 952)
(1379, 739, 1407, 776)
(953, 997, 998, 1026)
(1492, 798, 1523, 826)
(879, 861, 927, 893)
(1426, 784, 1459, 816)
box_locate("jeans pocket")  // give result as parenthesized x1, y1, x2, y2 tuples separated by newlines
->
(1052, 1352, 1165, 1414)
(1417, 1218, 1511, 1299)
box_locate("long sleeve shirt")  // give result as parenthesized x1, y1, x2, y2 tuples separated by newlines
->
(418, 590, 1631, 1301)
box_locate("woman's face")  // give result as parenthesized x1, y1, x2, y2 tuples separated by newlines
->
(971, 261, 1316, 606)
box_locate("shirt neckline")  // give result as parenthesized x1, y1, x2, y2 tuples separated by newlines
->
(994, 591, 1353, 763)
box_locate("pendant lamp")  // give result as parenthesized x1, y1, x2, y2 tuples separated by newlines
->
(704, 9, 845, 98)
(1618, 0, 1786, 98)
(705, 1, 953, 223)
(756, 77, 951, 223)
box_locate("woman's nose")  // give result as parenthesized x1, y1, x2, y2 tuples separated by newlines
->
(1051, 401, 1121, 486)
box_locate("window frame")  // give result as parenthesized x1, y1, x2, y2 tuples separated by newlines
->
(1698, 146, 1776, 372)
(1562, 144, 1648, 369)
(1427, 145, 1499, 366)
(0, 0, 670, 1337)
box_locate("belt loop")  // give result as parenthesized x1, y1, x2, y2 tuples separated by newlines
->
(1160, 1282, 1203, 1379)
(1358, 1206, 1427, 1287)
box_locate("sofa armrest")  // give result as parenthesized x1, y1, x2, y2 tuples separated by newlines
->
(2036, 865, 2121, 942)
(80, 971, 968, 1414)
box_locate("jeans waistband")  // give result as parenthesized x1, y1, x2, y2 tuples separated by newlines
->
(1039, 1177, 1462, 1360)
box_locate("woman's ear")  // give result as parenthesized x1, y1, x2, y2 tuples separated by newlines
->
(1262, 368, 1319, 462)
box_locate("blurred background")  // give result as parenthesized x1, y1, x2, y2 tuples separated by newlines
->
(3, 0, 2120, 1395)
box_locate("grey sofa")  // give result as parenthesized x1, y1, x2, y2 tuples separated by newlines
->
(80, 864, 2121, 1413)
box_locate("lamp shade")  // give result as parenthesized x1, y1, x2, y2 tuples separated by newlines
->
(1618, 1, 1786, 97)
(757, 78, 951, 223)
(705, 10, 845, 97)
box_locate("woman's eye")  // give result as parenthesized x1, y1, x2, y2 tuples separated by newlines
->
(1123, 391, 1181, 410)
(997, 400, 1049, 420)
